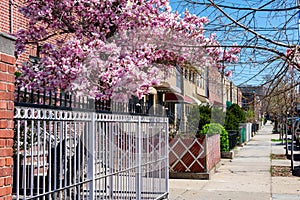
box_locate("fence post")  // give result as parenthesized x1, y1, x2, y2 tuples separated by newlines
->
(0, 32, 15, 200)
(205, 134, 208, 173)
(136, 116, 142, 200)
(165, 118, 169, 198)
(88, 112, 95, 199)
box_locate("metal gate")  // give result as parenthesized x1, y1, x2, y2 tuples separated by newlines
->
(13, 105, 169, 199)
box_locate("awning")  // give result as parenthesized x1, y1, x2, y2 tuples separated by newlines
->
(187, 95, 202, 105)
(193, 93, 210, 104)
(155, 82, 182, 93)
(165, 93, 194, 104)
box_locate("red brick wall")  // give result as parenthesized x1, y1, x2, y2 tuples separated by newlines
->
(0, 0, 10, 33)
(0, 51, 15, 200)
(206, 134, 220, 171)
(0, 0, 35, 66)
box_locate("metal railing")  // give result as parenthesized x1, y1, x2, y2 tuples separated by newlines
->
(15, 87, 154, 115)
(13, 105, 169, 199)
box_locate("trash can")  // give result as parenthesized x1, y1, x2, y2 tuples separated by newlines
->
(239, 125, 246, 143)
(228, 130, 238, 150)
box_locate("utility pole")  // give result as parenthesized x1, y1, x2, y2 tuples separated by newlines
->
(221, 67, 224, 111)
(221, 48, 227, 111)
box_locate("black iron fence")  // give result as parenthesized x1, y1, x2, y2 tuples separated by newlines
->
(15, 88, 159, 115)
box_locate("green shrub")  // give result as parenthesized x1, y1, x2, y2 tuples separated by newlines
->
(201, 123, 229, 152)
(224, 104, 246, 131)
(198, 105, 212, 132)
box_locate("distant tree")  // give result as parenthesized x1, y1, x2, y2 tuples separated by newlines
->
(265, 73, 294, 119)
(245, 109, 255, 123)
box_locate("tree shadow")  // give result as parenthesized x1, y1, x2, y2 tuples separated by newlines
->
(292, 166, 300, 177)
(286, 154, 300, 161)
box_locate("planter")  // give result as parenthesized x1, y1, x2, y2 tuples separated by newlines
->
(169, 134, 220, 179)
(221, 151, 234, 159)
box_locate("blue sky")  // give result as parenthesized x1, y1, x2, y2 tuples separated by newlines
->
(169, 0, 299, 87)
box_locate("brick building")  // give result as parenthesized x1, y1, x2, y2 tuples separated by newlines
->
(0, 32, 15, 200)
(0, 0, 27, 198)
(0, 0, 37, 65)
(208, 65, 242, 109)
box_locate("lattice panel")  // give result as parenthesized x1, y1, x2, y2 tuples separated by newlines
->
(169, 137, 206, 172)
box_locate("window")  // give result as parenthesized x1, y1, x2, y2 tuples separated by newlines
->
(176, 67, 182, 89)
(192, 73, 195, 83)
(189, 71, 192, 81)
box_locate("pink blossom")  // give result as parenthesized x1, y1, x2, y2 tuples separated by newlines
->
(15, 0, 240, 101)
(225, 70, 232, 77)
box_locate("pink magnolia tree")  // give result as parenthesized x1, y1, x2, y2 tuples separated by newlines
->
(15, 0, 240, 101)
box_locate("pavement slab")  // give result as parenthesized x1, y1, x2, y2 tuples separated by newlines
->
(272, 194, 300, 200)
(170, 190, 270, 200)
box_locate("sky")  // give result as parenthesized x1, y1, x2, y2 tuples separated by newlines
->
(169, 0, 299, 87)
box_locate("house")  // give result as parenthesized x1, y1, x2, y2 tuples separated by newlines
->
(151, 63, 242, 135)
(224, 78, 243, 107)
(208, 65, 242, 109)
(153, 64, 209, 134)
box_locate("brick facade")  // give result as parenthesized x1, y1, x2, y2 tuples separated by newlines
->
(0, 0, 35, 66)
(205, 134, 221, 171)
(0, 0, 10, 33)
(0, 32, 15, 200)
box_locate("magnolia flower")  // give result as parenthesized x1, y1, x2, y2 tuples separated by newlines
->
(225, 70, 232, 77)
(15, 0, 240, 101)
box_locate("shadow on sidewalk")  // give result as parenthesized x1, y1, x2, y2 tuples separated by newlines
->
(292, 166, 300, 176)
(286, 154, 300, 161)
(284, 144, 300, 151)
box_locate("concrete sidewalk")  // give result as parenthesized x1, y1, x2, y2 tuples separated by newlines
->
(168, 122, 300, 200)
